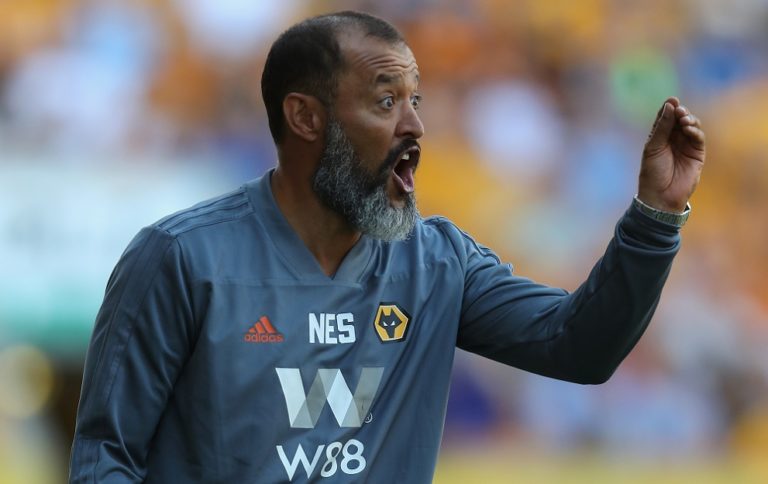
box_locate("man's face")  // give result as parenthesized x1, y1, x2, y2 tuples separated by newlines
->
(312, 32, 424, 241)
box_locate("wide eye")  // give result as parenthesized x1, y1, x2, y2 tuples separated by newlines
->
(379, 96, 395, 109)
(410, 94, 422, 110)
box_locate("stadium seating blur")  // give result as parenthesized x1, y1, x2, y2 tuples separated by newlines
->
(1, 0, 767, 482)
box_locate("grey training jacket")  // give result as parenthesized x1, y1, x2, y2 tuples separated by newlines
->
(70, 170, 680, 483)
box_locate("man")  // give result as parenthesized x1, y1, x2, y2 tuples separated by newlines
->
(70, 11, 705, 483)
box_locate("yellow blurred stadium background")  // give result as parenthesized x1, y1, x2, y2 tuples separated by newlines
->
(1, 0, 767, 482)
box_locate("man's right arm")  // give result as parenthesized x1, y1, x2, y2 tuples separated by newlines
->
(69, 226, 197, 483)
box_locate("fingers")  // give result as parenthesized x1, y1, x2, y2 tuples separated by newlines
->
(646, 98, 706, 153)
(665, 96, 680, 109)
(652, 97, 678, 121)
(674, 104, 700, 129)
(675, 104, 705, 148)
(645, 101, 676, 151)
(682, 125, 705, 148)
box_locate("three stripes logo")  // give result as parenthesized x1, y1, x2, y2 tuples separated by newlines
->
(244, 316, 284, 343)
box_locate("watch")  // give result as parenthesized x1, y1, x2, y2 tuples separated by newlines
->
(632, 195, 691, 227)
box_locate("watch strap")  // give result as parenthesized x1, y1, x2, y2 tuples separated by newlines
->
(632, 196, 691, 227)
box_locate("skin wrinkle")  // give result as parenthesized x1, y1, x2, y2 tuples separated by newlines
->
(344, 42, 420, 94)
(345, 43, 418, 71)
(374, 71, 420, 89)
(331, 37, 423, 208)
(269, 31, 426, 274)
(313, 114, 420, 241)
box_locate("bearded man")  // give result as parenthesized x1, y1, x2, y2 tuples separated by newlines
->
(70, 10, 706, 483)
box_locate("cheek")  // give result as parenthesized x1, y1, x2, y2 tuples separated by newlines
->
(348, 120, 394, 162)
(335, 101, 397, 161)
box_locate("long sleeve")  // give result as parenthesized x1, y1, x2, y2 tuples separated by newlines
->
(69, 226, 197, 482)
(452, 202, 681, 384)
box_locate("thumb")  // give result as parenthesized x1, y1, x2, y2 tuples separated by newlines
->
(645, 101, 675, 151)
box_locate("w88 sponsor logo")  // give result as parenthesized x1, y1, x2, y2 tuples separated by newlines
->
(277, 439, 365, 481)
(274, 368, 379, 480)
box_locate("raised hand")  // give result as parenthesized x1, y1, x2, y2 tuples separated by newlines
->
(638, 97, 706, 213)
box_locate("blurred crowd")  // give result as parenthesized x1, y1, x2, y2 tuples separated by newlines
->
(1, 0, 767, 481)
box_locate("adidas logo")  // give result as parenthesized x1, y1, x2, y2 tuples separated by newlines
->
(244, 316, 284, 343)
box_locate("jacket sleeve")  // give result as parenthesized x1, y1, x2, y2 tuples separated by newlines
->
(69, 226, 197, 482)
(452, 202, 680, 384)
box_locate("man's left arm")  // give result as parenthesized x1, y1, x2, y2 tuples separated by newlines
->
(456, 97, 705, 383)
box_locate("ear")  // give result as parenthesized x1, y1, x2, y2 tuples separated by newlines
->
(282, 93, 325, 143)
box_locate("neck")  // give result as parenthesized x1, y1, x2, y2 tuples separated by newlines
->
(271, 165, 362, 276)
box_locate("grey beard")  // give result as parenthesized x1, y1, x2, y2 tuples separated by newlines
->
(312, 119, 419, 241)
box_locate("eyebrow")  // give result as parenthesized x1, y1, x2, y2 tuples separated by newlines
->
(374, 72, 420, 86)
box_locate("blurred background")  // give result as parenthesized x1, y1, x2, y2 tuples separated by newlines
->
(1, 0, 767, 482)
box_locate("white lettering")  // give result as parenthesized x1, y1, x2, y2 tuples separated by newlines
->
(276, 443, 325, 481)
(324, 314, 337, 344)
(277, 440, 366, 480)
(309, 313, 323, 343)
(308, 313, 356, 344)
(340, 439, 366, 475)
(337, 313, 355, 344)
(320, 441, 342, 477)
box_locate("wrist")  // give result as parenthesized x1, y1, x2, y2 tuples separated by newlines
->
(632, 195, 691, 227)
(635, 192, 688, 213)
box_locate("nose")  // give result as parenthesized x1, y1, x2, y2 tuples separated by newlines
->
(396, 102, 424, 140)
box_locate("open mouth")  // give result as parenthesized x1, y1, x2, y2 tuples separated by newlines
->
(391, 145, 420, 194)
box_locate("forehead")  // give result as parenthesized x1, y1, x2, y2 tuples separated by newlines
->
(337, 31, 419, 85)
